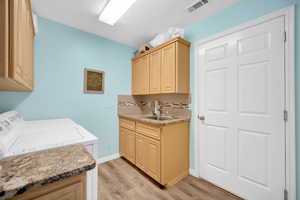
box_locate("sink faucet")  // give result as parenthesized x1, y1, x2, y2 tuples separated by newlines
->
(152, 100, 161, 118)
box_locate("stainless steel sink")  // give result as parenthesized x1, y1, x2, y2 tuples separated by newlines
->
(144, 116, 174, 121)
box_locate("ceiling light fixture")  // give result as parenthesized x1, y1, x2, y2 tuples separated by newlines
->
(98, 0, 137, 26)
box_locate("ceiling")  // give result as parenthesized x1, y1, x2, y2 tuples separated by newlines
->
(32, 0, 239, 48)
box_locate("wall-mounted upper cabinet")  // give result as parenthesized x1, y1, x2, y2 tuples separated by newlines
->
(132, 55, 150, 95)
(132, 37, 190, 95)
(0, 0, 35, 92)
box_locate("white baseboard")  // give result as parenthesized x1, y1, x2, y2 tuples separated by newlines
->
(97, 153, 120, 164)
(189, 168, 198, 177)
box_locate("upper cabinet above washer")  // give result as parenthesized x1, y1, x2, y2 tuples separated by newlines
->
(132, 37, 190, 95)
(0, 0, 35, 91)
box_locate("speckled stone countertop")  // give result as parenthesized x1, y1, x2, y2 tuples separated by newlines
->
(0, 144, 96, 200)
(118, 113, 190, 125)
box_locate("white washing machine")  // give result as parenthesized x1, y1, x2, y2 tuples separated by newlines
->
(0, 111, 98, 200)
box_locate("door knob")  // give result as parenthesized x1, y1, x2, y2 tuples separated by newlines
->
(198, 115, 205, 121)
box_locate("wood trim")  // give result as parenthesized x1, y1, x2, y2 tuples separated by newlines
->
(132, 37, 190, 61)
(194, 5, 296, 200)
(9, 173, 86, 200)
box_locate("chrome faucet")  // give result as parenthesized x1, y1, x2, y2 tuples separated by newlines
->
(152, 100, 161, 119)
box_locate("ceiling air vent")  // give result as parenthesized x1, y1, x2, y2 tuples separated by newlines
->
(187, 0, 209, 13)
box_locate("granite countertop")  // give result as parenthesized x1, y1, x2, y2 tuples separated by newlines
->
(0, 144, 96, 200)
(118, 113, 190, 125)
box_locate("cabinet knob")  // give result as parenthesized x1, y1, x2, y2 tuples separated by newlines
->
(198, 115, 205, 121)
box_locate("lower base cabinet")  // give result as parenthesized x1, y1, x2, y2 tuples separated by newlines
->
(10, 173, 86, 200)
(119, 117, 189, 186)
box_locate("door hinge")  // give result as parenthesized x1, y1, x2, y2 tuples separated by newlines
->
(284, 110, 288, 122)
(284, 31, 287, 42)
(284, 189, 288, 200)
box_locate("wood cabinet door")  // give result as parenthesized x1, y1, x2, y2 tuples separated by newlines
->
(149, 50, 161, 94)
(126, 130, 136, 164)
(132, 59, 139, 95)
(120, 127, 136, 164)
(10, 0, 25, 85)
(145, 137, 161, 182)
(23, 0, 34, 89)
(161, 43, 176, 93)
(119, 128, 127, 158)
(132, 55, 149, 95)
(10, 0, 34, 90)
(136, 133, 161, 182)
(11, 174, 86, 200)
(135, 134, 147, 171)
(0, 0, 9, 78)
(34, 182, 83, 200)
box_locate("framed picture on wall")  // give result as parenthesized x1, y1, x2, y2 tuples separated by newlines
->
(84, 68, 104, 94)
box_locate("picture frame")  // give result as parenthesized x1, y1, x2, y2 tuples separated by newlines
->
(84, 68, 105, 94)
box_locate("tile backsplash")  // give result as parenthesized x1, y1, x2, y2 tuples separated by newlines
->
(118, 94, 191, 118)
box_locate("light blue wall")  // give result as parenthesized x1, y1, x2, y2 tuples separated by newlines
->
(0, 17, 135, 158)
(0, 0, 299, 197)
(184, 0, 300, 198)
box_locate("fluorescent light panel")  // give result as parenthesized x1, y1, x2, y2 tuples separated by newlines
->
(99, 0, 137, 26)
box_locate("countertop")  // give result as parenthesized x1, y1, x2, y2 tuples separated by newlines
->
(0, 144, 96, 200)
(118, 113, 190, 125)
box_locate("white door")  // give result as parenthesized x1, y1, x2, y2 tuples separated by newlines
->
(198, 16, 285, 200)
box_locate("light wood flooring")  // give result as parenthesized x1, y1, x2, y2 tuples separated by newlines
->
(99, 158, 243, 200)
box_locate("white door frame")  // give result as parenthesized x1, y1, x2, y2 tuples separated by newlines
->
(194, 5, 296, 200)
